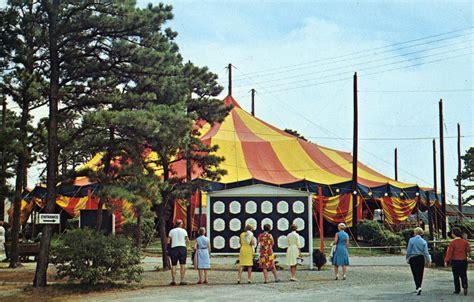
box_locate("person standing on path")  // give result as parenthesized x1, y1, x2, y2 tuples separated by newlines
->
(444, 227, 471, 296)
(406, 227, 432, 295)
(258, 224, 280, 283)
(0, 222, 5, 251)
(168, 219, 190, 285)
(332, 223, 350, 280)
(194, 227, 211, 284)
(286, 224, 303, 281)
(238, 224, 256, 284)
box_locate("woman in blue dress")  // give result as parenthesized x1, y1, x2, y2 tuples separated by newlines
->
(194, 227, 211, 284)
(332, 223, 350, 280)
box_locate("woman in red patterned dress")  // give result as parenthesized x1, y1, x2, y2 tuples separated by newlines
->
(258, 224, 280, 283)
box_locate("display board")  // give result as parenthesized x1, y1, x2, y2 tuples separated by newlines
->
(208, 196, 311, 254)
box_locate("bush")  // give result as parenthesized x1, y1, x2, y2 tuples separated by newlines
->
(431, 242, 449, 267)
(121, 218, 156, 248)
(357, 220, 403, 253)
(450, 221, 474, 239)
(50, 228, 143, 285)
(400, 229, 414, 246)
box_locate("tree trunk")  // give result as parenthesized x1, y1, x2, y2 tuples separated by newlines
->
(9, 158, 26, 268)
(157, 203, 170, 270)
(95, 196, 105, 232)
(33, 0, 60, 287)
(136, 213, 142, 248)
(9, 82, 31, 267)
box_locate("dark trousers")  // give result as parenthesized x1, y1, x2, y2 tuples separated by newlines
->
(409, 255, 425, 289)
(451, 260, 468, 292)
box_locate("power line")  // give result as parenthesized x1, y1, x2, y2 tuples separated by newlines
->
(360, 89, 474, 93)
(233, 27, 473, 79)
(247, 51, 473, 94)
(234, 46, 472, 94)
(236, 33, 472, 82)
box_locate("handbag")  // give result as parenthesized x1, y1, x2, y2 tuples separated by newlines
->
(329, 244, 336, 262)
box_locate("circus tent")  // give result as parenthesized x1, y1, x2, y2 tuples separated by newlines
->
(13, 95, 438, 230)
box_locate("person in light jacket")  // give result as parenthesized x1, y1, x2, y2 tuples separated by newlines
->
(286, 224, 302, 281)
(406, 227, 432, 295)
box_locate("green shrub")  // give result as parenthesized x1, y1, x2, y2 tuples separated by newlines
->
(357, 220, 403, 253)
(400, 228, 414, 245)
(450, 221, 474, 239)
(50, 228, 143, 285)
(431, 242, 449, 267)
(121, 218, 156, 248)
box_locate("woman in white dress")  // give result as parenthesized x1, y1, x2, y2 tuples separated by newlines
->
(286, 224, 302, 281)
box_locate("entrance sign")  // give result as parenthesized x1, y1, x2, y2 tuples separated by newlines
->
(38, 213, 60, 224)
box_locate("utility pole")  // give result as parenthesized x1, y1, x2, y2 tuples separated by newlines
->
(251, 88, 256, 116)
(439, 99, 447, 239)
(227, 63, 232, 96)
(457, 123, 462, 218)
(0, 96, 6, 221)
(432, 139, 439, 236)
(394, 147, 398, 181)
(352, 72, 358, 236)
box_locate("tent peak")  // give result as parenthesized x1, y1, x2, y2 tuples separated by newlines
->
(223, 95, 241, 108)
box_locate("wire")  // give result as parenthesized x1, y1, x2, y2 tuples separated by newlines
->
(360, 89, 474, 93)
(256, 51, 473, 94)
(233, 27, 473, 79)
(234, 46, 472, 94)
(233, 37, 472, 87)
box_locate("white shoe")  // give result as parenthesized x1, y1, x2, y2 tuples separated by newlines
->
(416, 288, 422, 295)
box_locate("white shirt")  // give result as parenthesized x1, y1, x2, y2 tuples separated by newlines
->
(168, 227, 188, 248)
(0, 226, 5, 243)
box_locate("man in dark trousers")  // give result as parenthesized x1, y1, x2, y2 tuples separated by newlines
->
(168, 219, 190, 285)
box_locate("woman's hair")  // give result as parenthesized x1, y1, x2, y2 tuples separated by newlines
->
(263, 224, 271, 232)
(198, 227, 206, 236)
(452, 227, 463, 238)
(244, 224, 254, 231)
(290, 224, 298, 231)
(413, 227, 424, 236)
(338, 223, 346, 230)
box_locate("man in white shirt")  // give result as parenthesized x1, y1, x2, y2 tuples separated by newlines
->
(0, 222, 5, 252)
(167, 219, 189, 285)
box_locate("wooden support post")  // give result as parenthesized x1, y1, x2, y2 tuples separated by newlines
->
(394, 148, 398, 181)
(457, 123, 462, 218)
(227, 63, 232, 96)
(251, 88, 256, 116)
(439, 99, 447, 238)
(432, 139, 438, 236)
(352, 72, 358, 236)
(318, 186, 324, 252)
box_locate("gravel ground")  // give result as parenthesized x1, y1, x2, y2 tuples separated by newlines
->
(75, 257, 473, 302)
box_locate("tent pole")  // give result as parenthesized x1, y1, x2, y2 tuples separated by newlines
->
(432, 139, 438, 236)
(318, 186, 324, 252)
(251, 88, 256, 116)
(394, 148, 398, 181)
(438, 99, 447, 239)
(227, 63, 232, 96)
(457, 123, 462, 219)
(352, 72, 358, 238)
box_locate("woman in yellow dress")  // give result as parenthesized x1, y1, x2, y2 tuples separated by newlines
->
(238, 224, 256, 283)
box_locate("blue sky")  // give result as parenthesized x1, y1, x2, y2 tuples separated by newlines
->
(1, 0, 472, 204)
(146, 0, 473, 203)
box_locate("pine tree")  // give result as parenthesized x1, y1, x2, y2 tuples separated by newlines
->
(0, 1, 48, 268)
(454, 147, 474, 205)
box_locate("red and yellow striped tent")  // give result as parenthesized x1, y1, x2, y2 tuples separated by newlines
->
(172, 95, 436, 227)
